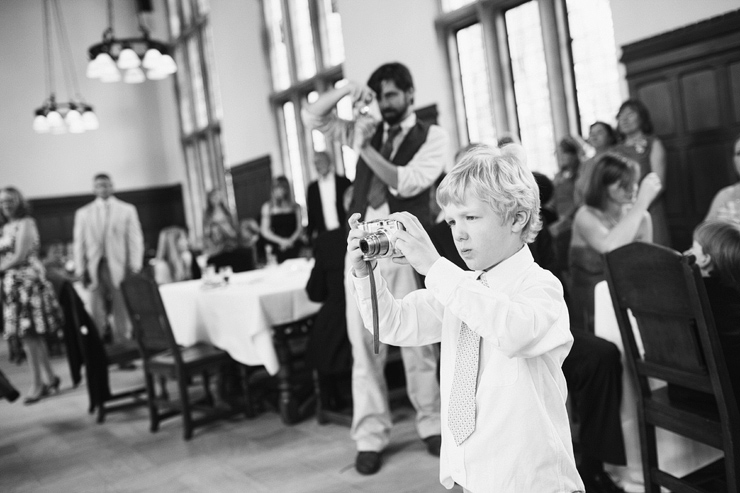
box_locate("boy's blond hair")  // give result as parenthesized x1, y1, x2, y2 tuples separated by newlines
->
(436, 144, 542, 243)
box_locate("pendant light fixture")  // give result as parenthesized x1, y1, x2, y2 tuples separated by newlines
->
(33, 0, 98, 134)
(86, 0, 177, 84)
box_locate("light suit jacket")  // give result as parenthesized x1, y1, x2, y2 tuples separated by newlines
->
(73, 196, 144, 288)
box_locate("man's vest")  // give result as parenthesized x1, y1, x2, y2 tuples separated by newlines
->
(350, 120, 433, 226)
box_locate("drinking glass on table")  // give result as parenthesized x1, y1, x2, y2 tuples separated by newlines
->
(219, 265, 233, 283)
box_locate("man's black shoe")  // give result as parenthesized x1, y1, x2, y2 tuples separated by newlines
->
(582, 471, 624, 493)
(423, 435, 442, 457)
(355, 451, 382, 475)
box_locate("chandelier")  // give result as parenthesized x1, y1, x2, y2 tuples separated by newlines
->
(86, 0, 177, 83)
(33, 0, 99, 134)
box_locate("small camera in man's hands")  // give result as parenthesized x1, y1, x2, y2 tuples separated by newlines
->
(358, 219, 405, 260)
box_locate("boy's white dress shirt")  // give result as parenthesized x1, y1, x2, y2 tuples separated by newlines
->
(353, 246, 584, 492)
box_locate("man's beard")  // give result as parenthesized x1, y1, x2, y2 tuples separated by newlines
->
(382, 105, 409, 125)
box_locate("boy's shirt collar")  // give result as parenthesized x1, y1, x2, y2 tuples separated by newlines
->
(477, 244, 531, 290)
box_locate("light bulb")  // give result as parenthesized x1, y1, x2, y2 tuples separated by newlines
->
(124, 67, 146, 84)
(117, 47, 141, 69)
(69, 122, 85, 133)
(158, 54, 177, 74)
(100, 69, 121, 83)
(65, 108, 82, 126)
(86, 59, 101, 79)
(94, 53, 117, 74)
(82, 109, 99, 130)
(33, 114, 50, 133)
(46, 110, 63, 127)
(142, 48, 162, 69)
(146, 68, 168, 80)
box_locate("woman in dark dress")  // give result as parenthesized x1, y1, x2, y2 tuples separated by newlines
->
(260, 176, 303, 263)
(612, 99, 671, 247)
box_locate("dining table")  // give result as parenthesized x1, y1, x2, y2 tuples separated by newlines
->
(158, 257, 322, 422)
(593, 280, 723, 492)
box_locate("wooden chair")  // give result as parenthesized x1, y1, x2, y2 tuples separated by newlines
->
(271, 314, 317, 424)
(604, 242, 740, 492)
(57, 279, 147, 423)
(121, 273, 242, 440)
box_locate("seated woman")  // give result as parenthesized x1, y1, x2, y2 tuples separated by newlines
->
(152, 226, 201, 284)
(260, 176, 303, 264)
(569, 153, 662, 332)
(705, 134, 740, 225)
(678, 220, 740, 405)
(203, 189, 238, 257)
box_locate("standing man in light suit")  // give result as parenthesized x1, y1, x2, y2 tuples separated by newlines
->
(74, 173, 144, 342)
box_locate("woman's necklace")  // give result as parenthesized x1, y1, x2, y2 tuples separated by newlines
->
(626, 134, 648, 154)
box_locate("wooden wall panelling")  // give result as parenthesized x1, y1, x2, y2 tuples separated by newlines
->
(29, 184, 186, 259)
(731, 61, 740, 124)
(621, 10, 740, 250)
(230, 155, 273, 224)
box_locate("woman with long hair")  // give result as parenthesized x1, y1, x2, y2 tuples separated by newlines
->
(260, 176, 303, 263)
(0, 187, 63, 404)
(568, 154, 662, 332)
(203, 189, 238, 257)
(153, 226, 200, 284)
(612, 99, 671, 247)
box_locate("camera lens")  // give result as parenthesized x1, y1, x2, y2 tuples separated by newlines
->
(360, 233, 390, 257)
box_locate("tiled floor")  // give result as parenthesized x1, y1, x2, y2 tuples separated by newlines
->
(0, 344, 458, 493)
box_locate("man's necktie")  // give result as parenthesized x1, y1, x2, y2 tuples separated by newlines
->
(100, 201, 110, 258)
(448, 274, 488, 446)
(367, 124, 401, 209)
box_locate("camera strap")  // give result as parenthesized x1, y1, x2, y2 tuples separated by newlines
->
(366, 260, 380, 355)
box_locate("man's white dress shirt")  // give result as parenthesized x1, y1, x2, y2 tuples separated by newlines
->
(353, 246, 584, 492)
(317, 173, 340, 231)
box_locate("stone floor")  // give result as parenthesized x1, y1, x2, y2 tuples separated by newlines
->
(0, 343, 459, 493)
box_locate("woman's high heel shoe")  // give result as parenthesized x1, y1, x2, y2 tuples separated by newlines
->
(42, 376, 61, 396)
(24, 390, 44, 405)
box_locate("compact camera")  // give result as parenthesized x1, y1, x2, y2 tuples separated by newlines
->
(358, 219, 405, 260)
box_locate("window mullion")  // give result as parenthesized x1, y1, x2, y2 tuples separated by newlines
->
(307, 0, 325, 72)
(281, 0, 300, 86)
(494, 12, 519, 138)
(538, 0, 569, 142)
(477, 2, 509, 137)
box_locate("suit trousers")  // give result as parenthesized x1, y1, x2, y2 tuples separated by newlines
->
(562, 331, 626, 465)
(345, 255, 441, 452)
(90, 259, 131, 342)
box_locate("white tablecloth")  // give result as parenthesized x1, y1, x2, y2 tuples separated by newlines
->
(158, 258, 321, 375)
(593, 280, 722, 492)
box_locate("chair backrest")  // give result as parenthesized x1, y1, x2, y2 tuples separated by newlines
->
(121, 273, 180, 364)
(604, 242, 739, 429)
(207, 248, 255, 273)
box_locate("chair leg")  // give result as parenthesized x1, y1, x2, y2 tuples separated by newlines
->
(202, 371, 214, 407)
(313, 370, 327, 425)
(144, 372, 160, 433)
(159, 377, 169, 401)
(97, 403, 106, 424)
(240, 365, 255, 419)
(177, 376, 193, 441)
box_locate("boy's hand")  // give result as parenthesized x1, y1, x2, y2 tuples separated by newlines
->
(388, 212, 441, 276)
(347, 213, 375, 277)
